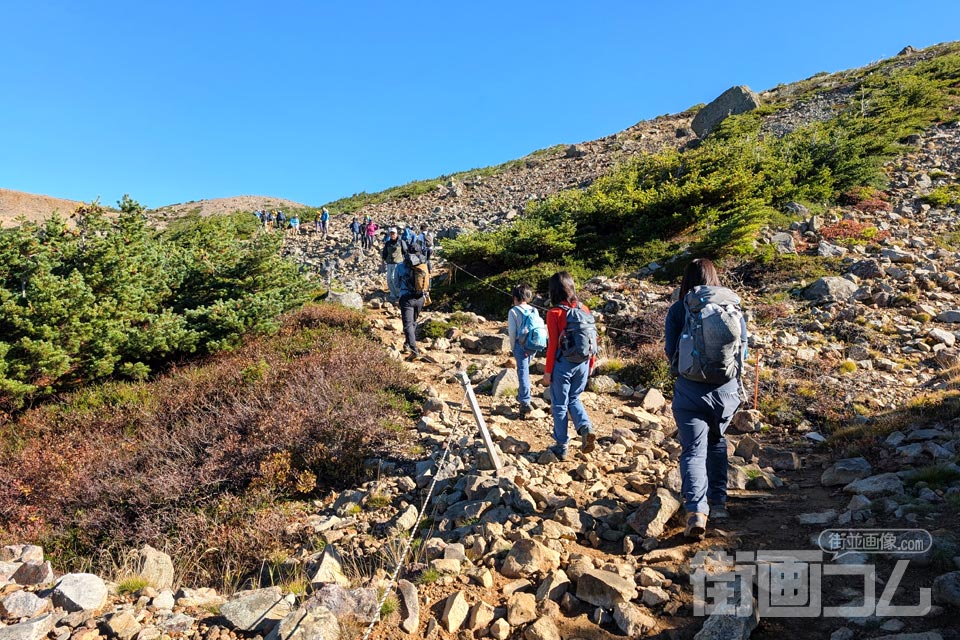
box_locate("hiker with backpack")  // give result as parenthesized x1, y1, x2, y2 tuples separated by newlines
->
(665, 258, 748, 540)
(508, 283, 547, 419)
(396, 254, 430, 358)
(543, 271, 598, 461)
(381, 227, 405, 301)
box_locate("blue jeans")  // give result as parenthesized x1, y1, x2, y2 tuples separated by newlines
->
(672, 377, 741, 515)
(549, 358, 592, 451)
(385, 263, 400, 298)
(513, 343, 532, 405)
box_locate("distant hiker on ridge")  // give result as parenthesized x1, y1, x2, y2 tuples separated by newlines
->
(350, 216, 362, 245)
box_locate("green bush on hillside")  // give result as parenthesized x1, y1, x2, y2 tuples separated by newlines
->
(440, 51, 960, 313)
(0, 198, 307, 410)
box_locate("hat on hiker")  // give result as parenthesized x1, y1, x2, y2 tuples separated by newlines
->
(389, 227, 398, 233)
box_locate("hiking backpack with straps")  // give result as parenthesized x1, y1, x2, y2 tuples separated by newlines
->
(517, 307, 547, 354)
(675, 285, 745, 384)
(558, 304, 598, 364)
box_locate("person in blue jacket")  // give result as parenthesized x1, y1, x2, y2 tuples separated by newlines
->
(664, 258, 747, 540)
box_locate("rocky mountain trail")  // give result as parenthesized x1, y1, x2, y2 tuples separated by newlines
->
(5, 44, 960, 640)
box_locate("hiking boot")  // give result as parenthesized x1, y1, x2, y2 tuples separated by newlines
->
(549, 445, 568, 462)
(579, 427, 597, 454)
(710, 505, 730, 521)
(519, 403, 532, 419)
(684, 512, 708, 540)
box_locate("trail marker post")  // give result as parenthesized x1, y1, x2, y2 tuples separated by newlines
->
(455, 370, 504, 475)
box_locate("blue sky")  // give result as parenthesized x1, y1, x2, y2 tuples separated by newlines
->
(2, 1, 959, 209)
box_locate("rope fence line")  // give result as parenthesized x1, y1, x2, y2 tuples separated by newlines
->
(360, 385, 473, 640)
(438, 257, 664, 343)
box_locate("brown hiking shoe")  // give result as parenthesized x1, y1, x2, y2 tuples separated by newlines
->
(684, 512, 708, 540)
(579, 427, 597, 454)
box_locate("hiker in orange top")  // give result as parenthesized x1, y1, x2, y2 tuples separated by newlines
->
(542, 271, 599, 461)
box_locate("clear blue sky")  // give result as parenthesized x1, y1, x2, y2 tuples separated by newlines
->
(2, 1, 958, 209)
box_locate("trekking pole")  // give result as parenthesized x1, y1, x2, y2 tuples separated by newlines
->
(753, 349, 762, 411)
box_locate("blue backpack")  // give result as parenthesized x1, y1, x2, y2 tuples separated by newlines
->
(517, 307, 548, 354)
(558, 304, 598, 364)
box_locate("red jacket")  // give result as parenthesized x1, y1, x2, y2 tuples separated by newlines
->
(545, 302, 595, 375)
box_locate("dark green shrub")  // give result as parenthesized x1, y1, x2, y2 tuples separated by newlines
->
(0, 201, 306, 410)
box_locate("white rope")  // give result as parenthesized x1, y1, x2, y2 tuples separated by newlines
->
(440, 257, 664, 343)
(359, 386, 472, 640)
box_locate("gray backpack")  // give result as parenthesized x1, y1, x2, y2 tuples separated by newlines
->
(676, 286, 745, 384)
(559, 304, 598, 364)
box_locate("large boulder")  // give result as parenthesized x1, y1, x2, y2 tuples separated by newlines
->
(802, 277, 858, 302)
(220, 587, 294, 634)
(138, 545, 174, 590)
(691, 86, 761, 138)
(52, 573, 108, 612)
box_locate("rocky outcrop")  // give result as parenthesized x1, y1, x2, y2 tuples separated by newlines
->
(691, 86, 761, 138)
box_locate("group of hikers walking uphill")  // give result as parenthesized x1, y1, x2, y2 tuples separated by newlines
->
(504, 259, 747, 540)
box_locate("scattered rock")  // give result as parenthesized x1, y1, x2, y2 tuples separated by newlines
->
(52, 573, 108, 612)
(398, 579, 420, 634)
(0, 591, 51, 619)
(310, 545, 350, 587)
(843, 473, 905, 498)
(506, 592, 537, 626)
(932, 571, 960, 607)
(265, 604, 340, 640)
(613, 601, 656, 636)
(803, 277, 858, 302)
(626, 488, 680, 539)
(575, 569, 637, 608)
(821, 458, 873, 486)
(500, 539, 561, 579)
(524, 616, 561, 640)
(0, 612, 56, 640)
(138, 545, 174, 590)
(325, 291, 364, 310)
(441, 591, 469, 633)
(220, 587, 293, 634)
